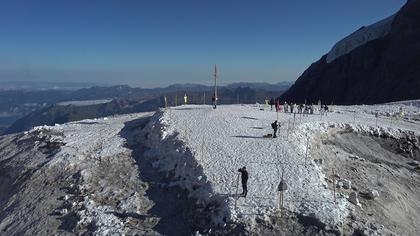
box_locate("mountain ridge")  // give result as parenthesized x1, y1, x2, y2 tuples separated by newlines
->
(280, 0, 420, 105)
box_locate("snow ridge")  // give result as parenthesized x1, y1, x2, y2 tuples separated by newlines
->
(326, 14, 395, 63)
(142, 109, 230, 225)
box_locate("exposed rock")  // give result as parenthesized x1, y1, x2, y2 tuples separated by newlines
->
(349, 155, 360, 160)
(342, 179, 352, 189)
(368, 190, 380, 200)
(408, 160, 420, 166)
(349, 192, 361, 206)
(314, 159, 323, 165)
(336, 181, 343, 189)
(280, 0, 420, 104)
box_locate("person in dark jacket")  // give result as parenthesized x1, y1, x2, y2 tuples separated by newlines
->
(212, 95, 216, 109)
(238, 167, 248, 197)
(271, 120, 278, 138)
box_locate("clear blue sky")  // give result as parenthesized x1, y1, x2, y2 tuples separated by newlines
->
(0, 0, 406, 88)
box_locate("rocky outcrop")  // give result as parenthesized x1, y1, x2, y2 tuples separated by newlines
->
(281, 0, 420, 105)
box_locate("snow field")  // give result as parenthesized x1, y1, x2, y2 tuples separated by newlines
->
(6, 101, 418, 234)
(143, 104, 420, 228)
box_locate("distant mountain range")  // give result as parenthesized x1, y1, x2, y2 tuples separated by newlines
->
(0, 81, 99, 91)
(226, 81, 292, 91)
(281, 0, 420, 105)
(1, 81, 292, 134)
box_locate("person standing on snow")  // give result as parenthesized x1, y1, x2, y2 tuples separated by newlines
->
(212, 93, 217, 109)
(271, 120, 279, 138)
(238, 167, 248, 197)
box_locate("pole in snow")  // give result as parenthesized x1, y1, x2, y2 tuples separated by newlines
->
(277, 172, 287, 214)
(200, 136, 205, 161)
(234, 172, 240, 210)
(305, 136, 309, 167)
(332, 168, 336, 204)
(213, 64, 218, 109)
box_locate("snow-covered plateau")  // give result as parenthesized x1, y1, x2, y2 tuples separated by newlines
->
(1, 103, 420, 235)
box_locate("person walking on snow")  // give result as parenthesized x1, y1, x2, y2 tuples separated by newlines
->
(238, 167, 248, 197)
(271, 120, 279, 138)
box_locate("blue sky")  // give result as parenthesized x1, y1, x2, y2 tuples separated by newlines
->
(0, 0, 406, 88)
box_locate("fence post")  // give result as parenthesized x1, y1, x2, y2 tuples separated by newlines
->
(234, 173, 240, 210)
(332, 168, 336, 204)
(305, 136, 309, 167)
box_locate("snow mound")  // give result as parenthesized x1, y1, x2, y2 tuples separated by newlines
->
(326, 14, 395, 63)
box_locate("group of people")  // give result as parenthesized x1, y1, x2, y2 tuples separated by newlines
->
(268, 98, 317, 115)
(283, 102, 315, 115)
(320, 104, 329, 115)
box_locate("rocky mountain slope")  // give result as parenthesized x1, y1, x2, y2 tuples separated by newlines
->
(281, 0, 420, 105)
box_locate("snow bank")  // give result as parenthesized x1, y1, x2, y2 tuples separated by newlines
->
(142, 109, 229, 225)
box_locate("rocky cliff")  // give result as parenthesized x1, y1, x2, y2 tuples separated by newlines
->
(281, 0, 420, 105)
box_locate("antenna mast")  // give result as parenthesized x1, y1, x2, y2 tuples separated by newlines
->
(213, 64, 218, 109)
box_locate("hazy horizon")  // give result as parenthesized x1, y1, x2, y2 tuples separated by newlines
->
(0, 79, 294, 90)
(0, 0, 406, 87)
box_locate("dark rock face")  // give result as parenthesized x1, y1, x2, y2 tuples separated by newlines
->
(281, 0, 420, 105)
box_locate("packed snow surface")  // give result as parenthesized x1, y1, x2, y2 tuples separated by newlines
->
(144, 104, 420, 227)
(326, 14, 395, 63)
